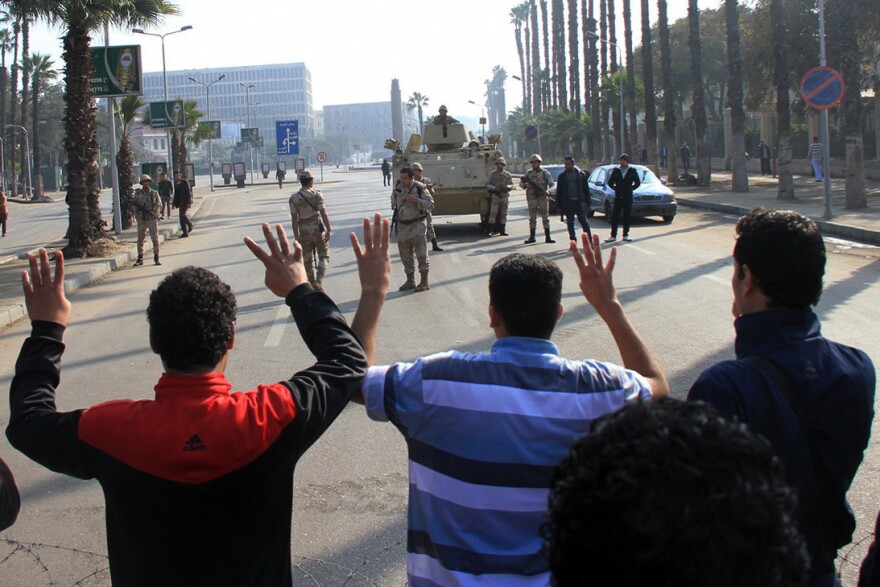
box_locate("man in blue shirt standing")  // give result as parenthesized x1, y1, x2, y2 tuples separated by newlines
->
(349, 220, 669, 587)
(688, 208, 875, 587)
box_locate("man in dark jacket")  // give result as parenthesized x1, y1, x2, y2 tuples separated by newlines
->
(7, 219, 388, 586)
(172, 170, 194, 237)
(556, 156, 592, 242)
(688, 209, 875, 587)
(606, 153, 641, 242)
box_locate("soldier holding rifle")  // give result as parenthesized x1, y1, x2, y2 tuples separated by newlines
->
(520, 154, 555, 244)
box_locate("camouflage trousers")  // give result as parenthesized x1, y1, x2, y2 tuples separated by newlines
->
(298, 221, 329, 284)
(397, 221, 429, 275)
(527, 194, 550, 231)
(426, 211, 437, 240)
(136, 219, 159, 257)
(489, 194, 510, 225)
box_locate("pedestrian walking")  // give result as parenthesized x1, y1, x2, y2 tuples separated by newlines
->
(172, 170, 194, 237)
(606, 153, 641, 243)
(0, 188, 8, 237)
(133, 174, 162, 266)
(289, 170, 331, 291)
(759, 139, 772, 175)
(276, 166, 286, 189)
(157, 172, 173, 219)
(680, 143, 692, 175)
(660, 145, 668, 168)
(381, 159, 392, 187)
(808, 136, 824, 182)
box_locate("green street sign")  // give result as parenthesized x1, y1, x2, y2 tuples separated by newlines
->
(240, 128, 260, 144)
(150, 100, 185, 129)
(92, 45, 143, 97)
(199, 120, 221, 139)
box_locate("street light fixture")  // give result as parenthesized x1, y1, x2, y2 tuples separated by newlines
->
(6, 124, 31, 198)
(188, 73, 226, 192)
(584, 31, 625, 157)
(249, 101, 262, 175)
(133, 25, 193, 176)
(240, 83, 256, 183)
(468, 100, 487, 142)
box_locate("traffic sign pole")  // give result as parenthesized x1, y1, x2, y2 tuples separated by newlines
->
(316, 151, 328, 183)
(818, 0, 832, 219)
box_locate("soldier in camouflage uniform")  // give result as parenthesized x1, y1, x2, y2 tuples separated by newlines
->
(392, 167, 434, 292)
(519, 154, 556, 244)
(486, 158, 514, 237)
(411, 162, 443, 252)
(289, 170, 331, 291)
(133, 174, 162, 266)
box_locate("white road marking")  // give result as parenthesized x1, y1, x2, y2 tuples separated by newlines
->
(704, 274, 729, 285)
(264, 305, 291, 347)
(622, 243, 656, 255)
(722, 215, 741, 221)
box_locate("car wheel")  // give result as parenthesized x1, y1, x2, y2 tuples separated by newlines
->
(662, 215, 675, 224)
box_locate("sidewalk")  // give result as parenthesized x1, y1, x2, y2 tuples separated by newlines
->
(1, 170, 877, 329)
(673, 171, 880, 245)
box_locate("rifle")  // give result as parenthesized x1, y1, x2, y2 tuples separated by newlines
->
(520, 175, 556, 203)
(391, 207, 399, 237)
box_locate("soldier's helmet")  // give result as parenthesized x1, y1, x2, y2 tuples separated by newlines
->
(529, 154, 543, 163)
(496, 158, 506, 166)
(411, 162, 424, 171)
(299, 170, 313, 180)
(439, 105, 448, 112)
(140, 174, 152, 183)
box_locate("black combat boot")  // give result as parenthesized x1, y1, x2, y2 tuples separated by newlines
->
(431, 238, 444, 252)
(134, 256, 143, 266)
(544, 228, 556, 244)
(154, 254, 161, 266)
(524, 229, 536, 244)
(499, 224, 508, 236)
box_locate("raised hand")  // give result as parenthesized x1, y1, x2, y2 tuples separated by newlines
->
(350, 213, 391, 297)
(569, 233, 619, 316)
(21, 249, 71, 325)
(244, 223, 308, 298)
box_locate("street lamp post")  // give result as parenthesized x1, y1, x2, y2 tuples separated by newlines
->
(817, 0, 833, 220)
(468, 100, 487, 142)
(240, 83, 255, 184)
(585, 31, 625, 156)
(6, 125, 31, 198)
(188, 73, 226, 192)
(250, 101, 262, 176)
(133, 25, 193, 177)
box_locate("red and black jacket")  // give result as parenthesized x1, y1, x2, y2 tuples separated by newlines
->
(7, 285, 367, 586)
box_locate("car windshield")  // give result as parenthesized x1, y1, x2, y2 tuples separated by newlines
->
(635, 167, 661, 184)
(547, 166, 566, 181)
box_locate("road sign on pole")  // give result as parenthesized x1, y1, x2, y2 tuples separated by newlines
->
(524, 125, 538, 140)
(800, 66, 845, 110)
(275, 120, 299, 155)
(316, 151, 328, 163)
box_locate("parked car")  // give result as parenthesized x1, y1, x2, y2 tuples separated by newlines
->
(542, 164, 567, 214)
(586, 164, 677, 223)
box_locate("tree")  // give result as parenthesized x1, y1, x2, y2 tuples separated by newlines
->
(688, 0, 711, 186)
(0, 27, 11, 145)
(585, 0, 602, 160)
(552, 0, 567, 110)
(406, 92, 429, 136)
(640, 0, 658, 173)
(658, 0, 678, 181)
(18, 13, 28, 195)
(622, 0, 637, 152)
(27, 51, 55, 198)
(511, 3, 530, 114)
(568, 0, 580, 114)
(9, 0, 178, 257)
(8, 13, 19, 196)
(114, 94, 143, 229)
(770, 0, 794, 200)
(530, 0, 542, 115)
(540, 0, 550, 110)
(725, 0, 749, 192)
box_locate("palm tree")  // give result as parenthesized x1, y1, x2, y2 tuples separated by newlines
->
(640, 0, 658, 173)
(608, 0, 620, 151)
(19, 14, 29, 196)
(0, 26, 12, 155)
(725, 0, 748, 192)
(8, 13, 19, 196)
(586, 0, 602, 160)
(567, 0, 580, 114)
(657, 0, 678, 181)
(552, 0, 566, 110)
(406, 92, 430, 135)
(600, 0, 611, 159)
(770, 0, 793, 200)
(14, 0, 178, 257)
(175, 99, 206, 176)
(530, 0, 542, 115)
(510, 3, 530, 114)
(27, 51, 55, 199)
(688, 0, 710, 186)
(540, 0, 550, 110)
(622, 0, 637, 153)
(115, 94, 143, 228)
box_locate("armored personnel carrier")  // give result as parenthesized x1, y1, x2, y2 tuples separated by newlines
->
(388, 123, 503, 218)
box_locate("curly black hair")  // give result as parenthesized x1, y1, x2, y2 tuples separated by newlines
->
(734, 208, 825, 308)
(544, 398, 809, 587)
(489, 254, 562, 339)
(147, 267, 237, 371)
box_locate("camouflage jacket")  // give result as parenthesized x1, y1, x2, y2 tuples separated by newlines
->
(133, 187, 161, 222)
(520, 168, 553, 197)
(487, 170, 514, 195)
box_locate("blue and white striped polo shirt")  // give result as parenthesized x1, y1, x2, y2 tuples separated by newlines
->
(362, 336, 652, 587)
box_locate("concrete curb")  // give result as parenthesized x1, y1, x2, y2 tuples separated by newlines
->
(0, 197, 210, 330)
(676, 197, 880, 246)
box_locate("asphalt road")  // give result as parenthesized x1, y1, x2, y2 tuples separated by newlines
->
(0, 170, 877, 585)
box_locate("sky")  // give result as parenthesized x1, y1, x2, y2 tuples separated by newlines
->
(24, 0, 718, 117)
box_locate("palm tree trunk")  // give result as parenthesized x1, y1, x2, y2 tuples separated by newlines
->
(19, 17, 29, 197)
(540, 0, 550, 111)
(10, 19, 19, 197)
(62, 10, 104, 255)
(640, 0, 658, 174)
(658, 0, 678, 181)
(530, 0, 542, 115)
(524, 19, 533, 114)
(622, 0, 637, 153)
(553, 0, 567, 111)
(586, 0, 601, 160)
(31, 70, 42, 198)
(514, 15, 527, 114)
(770, 0, 794, 200)
(833, 0, 866, 208)
(688, 0, 711, 186)
(600, 0, 611, 160)
(568, 0, 580, 114)
(725, 0, 748, 192)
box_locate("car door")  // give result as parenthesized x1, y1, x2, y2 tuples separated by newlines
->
(588, 169, 606, 210)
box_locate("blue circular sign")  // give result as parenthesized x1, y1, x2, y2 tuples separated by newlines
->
(800, 66, 845, 110)
(524, 125, 538, 140)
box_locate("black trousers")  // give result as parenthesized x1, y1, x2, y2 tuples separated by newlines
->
(564, 199, 592, 241)
(179, 207, 193, 234)
(610, 195, 633, 237)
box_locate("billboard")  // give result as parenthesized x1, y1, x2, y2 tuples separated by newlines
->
(198, 120, 221, 139)
(91, 45, 143, 97)
(150, 100, 185, 129)
(240, 128, 260, 144)
(276, 120, 299, 155)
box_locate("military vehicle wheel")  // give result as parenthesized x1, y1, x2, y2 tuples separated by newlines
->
(662, 215, 675, 224)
